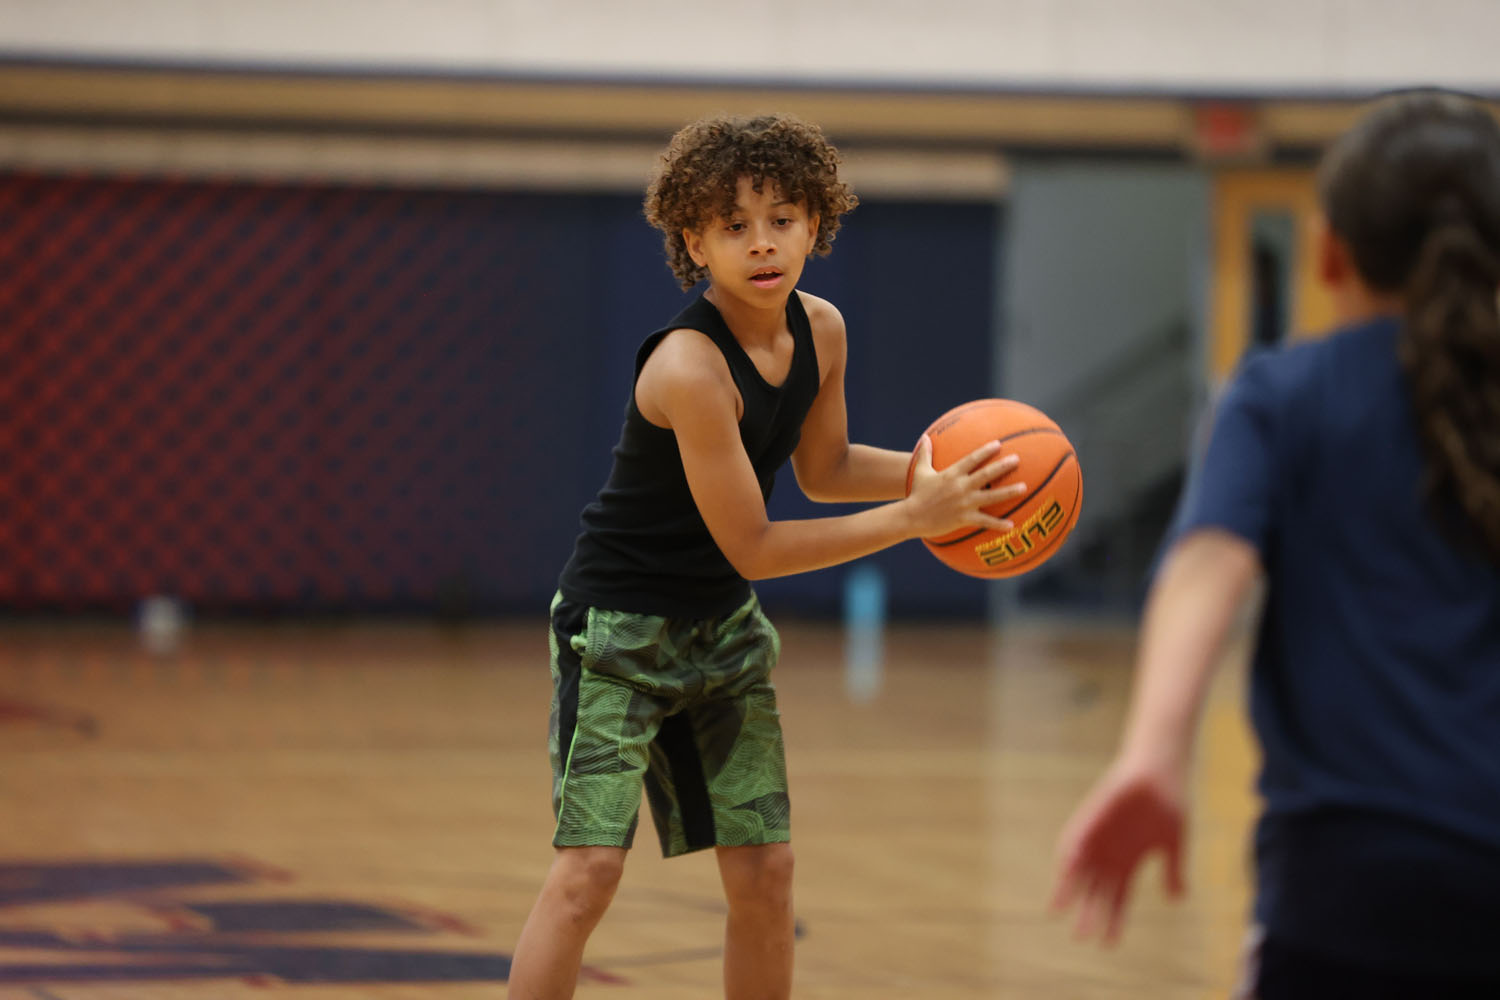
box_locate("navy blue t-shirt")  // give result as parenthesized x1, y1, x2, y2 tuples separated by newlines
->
(1176, 316, 1500, 973)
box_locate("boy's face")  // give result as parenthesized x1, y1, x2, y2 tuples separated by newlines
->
(683, 176, 820, 304)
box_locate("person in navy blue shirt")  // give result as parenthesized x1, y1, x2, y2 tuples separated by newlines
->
(1052, 89, 1500, 1000)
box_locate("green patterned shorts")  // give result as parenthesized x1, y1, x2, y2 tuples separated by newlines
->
(547, 591, 789, 857)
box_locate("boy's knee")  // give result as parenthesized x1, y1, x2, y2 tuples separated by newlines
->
(721, 843, 795, 909)
(550, 847, 626, 922)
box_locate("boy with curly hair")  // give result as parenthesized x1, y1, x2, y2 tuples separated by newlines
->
(507, 113, 1021, 999)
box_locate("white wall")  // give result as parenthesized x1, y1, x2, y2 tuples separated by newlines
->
(2, 0, 1498, 93)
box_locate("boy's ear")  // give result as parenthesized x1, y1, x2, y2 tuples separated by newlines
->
(682, 227, 706, 267)
(808, 213, 821, 245)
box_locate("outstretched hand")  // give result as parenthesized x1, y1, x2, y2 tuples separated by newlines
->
(904, 435, 1024, 540)
(1051, 756, 1188, 945)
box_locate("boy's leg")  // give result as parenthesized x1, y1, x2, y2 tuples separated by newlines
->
(514, 596, 675, 998)
(648, 596, 791, 999)
(717, 842, 795, 1000)
(507, 846, 626, 1000)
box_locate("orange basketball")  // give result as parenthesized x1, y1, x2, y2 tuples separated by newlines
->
(904, 398, 1083, 579)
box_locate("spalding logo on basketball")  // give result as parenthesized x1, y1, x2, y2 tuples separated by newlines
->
(905, 398, 1083, 579)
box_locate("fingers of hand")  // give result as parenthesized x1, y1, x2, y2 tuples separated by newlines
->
(914, 434, 934, 469)
(980, 480, 1027, 503)
(972, 452, 1020, 484)
(1074, 872, 1111, 941)
(953, 439, 1002, 474)
(968, 454, 1025, 501)
(1050, 871, 1078, 915)
(1103, 877, 1131, 945)
(970, 513, 1015, 533)
(1067, 866, 1129, 946)
(1050, 847, 1088, 914)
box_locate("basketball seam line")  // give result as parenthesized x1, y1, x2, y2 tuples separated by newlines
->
(997, 427, 1063, 444)
(998, 487, 1083, 565)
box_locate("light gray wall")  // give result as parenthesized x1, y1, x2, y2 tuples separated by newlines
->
(998, 162, 1210, 553)
(3, 0, 1499, 92)
(1001, 163, 1208, 399)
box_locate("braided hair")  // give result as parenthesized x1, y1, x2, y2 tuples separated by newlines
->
(1318, 91, 1500, 560)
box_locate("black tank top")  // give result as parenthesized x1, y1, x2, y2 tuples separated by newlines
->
(558, 292, 821, 619)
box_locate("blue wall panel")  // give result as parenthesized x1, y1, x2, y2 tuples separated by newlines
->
(2, 176, 994, 619)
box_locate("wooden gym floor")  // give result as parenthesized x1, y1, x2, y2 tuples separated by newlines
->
(0, 613, 1258, 999)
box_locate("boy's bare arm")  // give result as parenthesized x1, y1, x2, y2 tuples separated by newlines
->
(638, 327, 1017, 581)
(790, 294, 912, 503)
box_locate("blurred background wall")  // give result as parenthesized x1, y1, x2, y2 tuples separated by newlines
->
(3, 1, 1498, 620)
(5, 0, 1499, 89)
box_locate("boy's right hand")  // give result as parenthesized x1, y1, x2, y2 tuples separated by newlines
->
(903, 435, 1025, 540)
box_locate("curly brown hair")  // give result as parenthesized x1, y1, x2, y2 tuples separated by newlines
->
(644, 113, 858, 289)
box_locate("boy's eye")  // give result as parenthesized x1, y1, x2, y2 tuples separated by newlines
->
(725, 222, 745, 232)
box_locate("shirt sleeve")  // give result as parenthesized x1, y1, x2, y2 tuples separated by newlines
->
(1171, 354, 1280, 557)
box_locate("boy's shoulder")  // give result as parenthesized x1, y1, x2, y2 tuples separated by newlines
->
(647, 325, 733, 380)
(795, 288, 838, 319)
(795, 290, 846, 338)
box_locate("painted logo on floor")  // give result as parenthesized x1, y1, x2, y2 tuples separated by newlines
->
(0, 858, 541, 987)
(0, 855, 792, 987)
